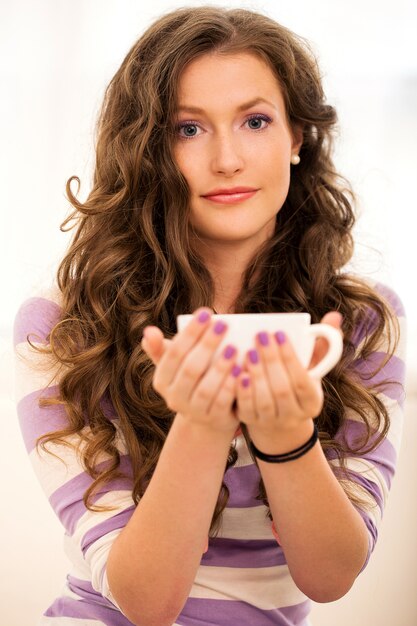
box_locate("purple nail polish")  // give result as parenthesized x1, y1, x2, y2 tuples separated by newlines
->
(242, 377, 250, 388)
(224, 345, 236, 359)
(197, 310, 210, 323)
(213, 320, 227, 334)
(257, 331, 269, 346)
(232, 364, 241, 377)
(248, 349, 259, 364)
(275, 331, 286, 345)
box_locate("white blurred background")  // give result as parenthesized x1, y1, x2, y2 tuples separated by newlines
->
(1, 0, 416, 624)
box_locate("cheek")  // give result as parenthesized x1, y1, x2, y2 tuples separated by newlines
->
(173, 148, 198, 187)
(267, 163, 291, 209)
(273, 140, 291, 173)
(261, 136, 290, 170)
(172, 147, 183, 173)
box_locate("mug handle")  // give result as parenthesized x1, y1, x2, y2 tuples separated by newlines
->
(307, 323, 343, 379)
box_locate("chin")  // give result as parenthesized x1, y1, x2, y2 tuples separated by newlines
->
(207, 231, 263, 244)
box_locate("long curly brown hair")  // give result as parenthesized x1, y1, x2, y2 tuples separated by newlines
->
(27, 6, 402, 536)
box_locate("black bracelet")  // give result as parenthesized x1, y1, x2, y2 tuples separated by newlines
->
(249, 424, 319, 463)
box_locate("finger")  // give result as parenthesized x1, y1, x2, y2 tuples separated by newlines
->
(204, 348, 242, 409)
(236, 372, 257, 425)
(243, 347, 277, 422)
(166, 319, 230, 409)
(141, 326, 166, 364)
(324, 311, 343, 328)
(255, 331, 300, 419)
(186, 344, 239, 415)
(309, 312, 343, 369)
(275, 331, 324, 417)
(153, 308, 214, 391)
(205, 356, 242, 420)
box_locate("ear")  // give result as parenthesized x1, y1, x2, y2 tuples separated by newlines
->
(291, 122, 304, 153)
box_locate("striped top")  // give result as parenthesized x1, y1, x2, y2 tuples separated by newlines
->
(13, 280, 407, 626)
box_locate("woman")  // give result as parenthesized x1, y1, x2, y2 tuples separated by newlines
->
(14, 6, 406, 626)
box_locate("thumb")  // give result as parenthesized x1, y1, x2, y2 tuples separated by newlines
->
(309, 311, 343, 369)
(320, 311, 343, 330)
(141, 326, 167, 364)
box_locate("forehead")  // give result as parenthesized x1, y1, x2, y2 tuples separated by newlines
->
(176, 52, 285, 113)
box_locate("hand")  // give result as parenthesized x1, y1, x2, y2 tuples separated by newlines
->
(141, 309, 241, 434)
(235, 312, 343, 437)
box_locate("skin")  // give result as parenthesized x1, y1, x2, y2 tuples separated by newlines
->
(172, 51, 303, 313)
(127, 53, 369, 609)
(142, 51, 343, 437)
(142, 54, 368, 602)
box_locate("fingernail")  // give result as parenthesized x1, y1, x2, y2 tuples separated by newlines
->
(231, 364, 241, 377)
(213, 320, 227, 334)
(257, 331, 269, 346)
(248, 349, 259, 364)
(275, 331, 286, 345)
(197, 310, 210, 323)
(224, 345, 236, 359)
(242, 377, 250, 388)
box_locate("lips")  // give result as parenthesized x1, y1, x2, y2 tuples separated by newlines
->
(202, 186, 257, 197)
(202, 187, 258, 204)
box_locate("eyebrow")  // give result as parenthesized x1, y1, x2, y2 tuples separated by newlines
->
(176, 97, 277, 114)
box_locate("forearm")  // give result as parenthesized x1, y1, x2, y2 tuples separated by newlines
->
(249, 419, 369, 603)
(107, 413, 235, 626)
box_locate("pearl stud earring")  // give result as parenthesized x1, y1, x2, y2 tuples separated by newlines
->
(291, 154, 300, 165)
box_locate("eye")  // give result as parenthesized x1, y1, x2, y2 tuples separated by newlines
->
(176, 121, 202, 140)
(245, 114, 272, 130)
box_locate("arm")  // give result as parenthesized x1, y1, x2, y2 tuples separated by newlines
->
(237, 289, 406, 602)
(13, 297, 139, 615)
(107, 315, 241, 625)
(107, 414, 235, 625)
(14, 299, 240, 626)
(249, 421, 369, 602)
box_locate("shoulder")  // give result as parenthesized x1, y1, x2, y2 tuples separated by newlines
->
(346, 274, 405, 333)
(343, 276, 406, 360)
(366, 279, 406, 319)
(339, 273, 405, 317)
(13, 286, 63, 348)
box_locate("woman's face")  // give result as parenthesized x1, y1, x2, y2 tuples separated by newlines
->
(172, 51, 303, 246)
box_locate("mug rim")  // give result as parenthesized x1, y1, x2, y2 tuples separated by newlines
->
(177, 312, 311, 321)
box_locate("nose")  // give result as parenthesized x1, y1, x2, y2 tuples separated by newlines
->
(211, 132, 244, 175)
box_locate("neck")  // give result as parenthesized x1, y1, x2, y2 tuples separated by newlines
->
(190, 235, 263, 314)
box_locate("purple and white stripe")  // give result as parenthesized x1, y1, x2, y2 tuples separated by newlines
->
(13, 279, 406, 625)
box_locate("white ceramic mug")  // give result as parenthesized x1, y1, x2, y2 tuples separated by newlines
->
(176, 312, 343, 379)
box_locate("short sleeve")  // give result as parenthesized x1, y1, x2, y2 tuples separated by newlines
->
(13, 296, 137, 610)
